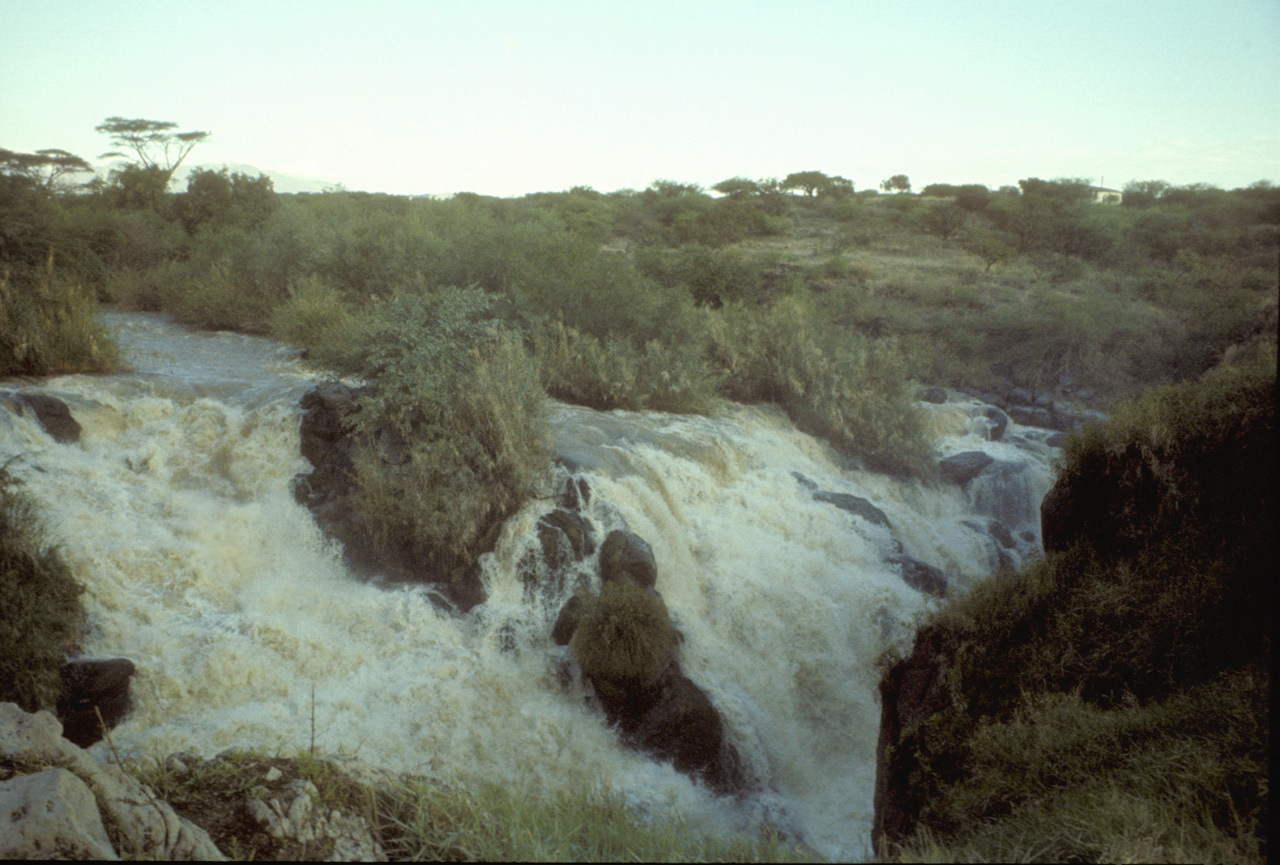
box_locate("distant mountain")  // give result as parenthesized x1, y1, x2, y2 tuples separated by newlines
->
(171, 162, 338, 194)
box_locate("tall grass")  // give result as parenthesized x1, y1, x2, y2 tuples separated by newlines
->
(0, 465, 85, 711)
(326, 287, 550, 602)
(1, 251, 118, 376)
(709, 295, 934, 477)
(377, 777, 811, 862)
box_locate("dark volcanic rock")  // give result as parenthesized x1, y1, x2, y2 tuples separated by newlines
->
(598, 530, 658, 590)
(2, 392, 82, 443)
(57, 658, 136, 747)
(981, 406, 1009, 442)
(538, 509, 595, 568)
(893, 555, 948, 598)
(937, 450, 994, 486)
(623, 665, 749, 795)
(873, 624, 964, 853)
(813, 491, 891, 529)
(551, 595, 586, 646)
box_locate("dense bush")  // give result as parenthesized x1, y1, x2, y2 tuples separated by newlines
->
(1, 252, 117, 376)
(0, 466, 85, 711)
(709, 296, 934, 477)
(323, 287, 550, 604)
(879, 356, 1274, 861)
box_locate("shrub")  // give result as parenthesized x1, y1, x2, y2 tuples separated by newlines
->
(267, 274, 358, 354)
(534, 321, 721, 414)
(570, 580, 678, 700)
(0, 252, 118, 376)
(331, 288, 550, 600)
(708, 296, 934, 477)
(0, 466, 84, 711)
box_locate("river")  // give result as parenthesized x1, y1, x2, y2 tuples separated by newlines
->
(0, 309, 1060, 859)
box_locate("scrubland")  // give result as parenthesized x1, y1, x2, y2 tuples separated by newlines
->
(1, 167, 1275, 860)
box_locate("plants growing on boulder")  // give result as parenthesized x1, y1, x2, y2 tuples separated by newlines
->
(0, 465, 85, 710)
(570, 580, 678, 704)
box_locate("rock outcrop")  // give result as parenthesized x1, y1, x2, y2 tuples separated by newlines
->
(0, 702, 225, 860)
(539, 513, 749, 795)
(0, 391, 82, 443)
(56, 657, 136, 748)
(292, 382, 489, 611)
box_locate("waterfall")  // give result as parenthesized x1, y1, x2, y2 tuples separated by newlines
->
(1, 310, 1059, 860)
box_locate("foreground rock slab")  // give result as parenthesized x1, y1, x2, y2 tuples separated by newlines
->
(0, 702, 224, 860)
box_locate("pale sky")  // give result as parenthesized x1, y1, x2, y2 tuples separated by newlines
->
(2, 0, 1278, 197)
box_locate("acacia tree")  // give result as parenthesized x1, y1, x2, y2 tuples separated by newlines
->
(0, 147, 93, 193)
(880, 174, 911, 194)
(782, 170, 832, 197)
(95, 117, 210, 186)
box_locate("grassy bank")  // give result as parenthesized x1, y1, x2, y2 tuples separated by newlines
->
(876, 351, 1273, 863)
(0, 464, 85, 711)
(126, 747, 814, 862)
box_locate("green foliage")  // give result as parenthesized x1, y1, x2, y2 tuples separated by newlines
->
(534, 321, 722, 414)
(103, 163, 172, 211)
(267, 274, 358, 353)
(881, 174, 911, 194)
(709, 295, 934, 477)
(917, 202, 967, 239)
(0, 466, 85, 711)
(331, 288, 550, 592)
(570, 580, 678, 697)
(0, 252, 118, 376)
(174, 167, 278, 234)
(880, 363, 1274, 861)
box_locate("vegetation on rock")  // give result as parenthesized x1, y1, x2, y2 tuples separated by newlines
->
(875, 351, 1274, 863)
(0, 466, 84, 711)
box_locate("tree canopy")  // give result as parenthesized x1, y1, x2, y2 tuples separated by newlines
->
(0, 147, 93, 193)
(881, 174, 911, 194)
(95, 117, 210, 184)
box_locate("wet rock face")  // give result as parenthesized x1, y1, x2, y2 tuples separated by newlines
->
(597, 529, 658, 590)
(547, 513, 750, 795)
(56, 658, 136, 748)
(938, 450, 995, 486)
(0, 391, 82, 443)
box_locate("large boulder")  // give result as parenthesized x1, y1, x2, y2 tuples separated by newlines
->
(293, 382, 489, 612)
(937, 450, 994, 486)
(565, 540, 750, 795)
(0, 391, 81, 444)
(598, 530, 657, 590)
(0, 702, 225, 859)
(812, 490, 891, 529)
(872, 623, 965, 854)
(0, 768, 117, 859)
(57, 658, 136, 748)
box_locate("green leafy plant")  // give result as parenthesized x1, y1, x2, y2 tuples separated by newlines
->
(0, 465, 85, 710)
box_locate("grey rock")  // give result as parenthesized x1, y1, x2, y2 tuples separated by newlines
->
(0, 391, 82, 444)
(0, 768, 118, 860)
(0, 702, 224, 860)
(938, 451, 994, 486)
(812, 491, 891, 529)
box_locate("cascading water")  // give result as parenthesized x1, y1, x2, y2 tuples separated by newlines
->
(1, 310, 1059, 860)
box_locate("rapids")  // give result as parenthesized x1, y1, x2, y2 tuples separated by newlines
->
(1, 309, 1059, 860)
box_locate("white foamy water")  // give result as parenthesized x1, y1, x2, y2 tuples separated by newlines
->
(1, 310, 1059, 860)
